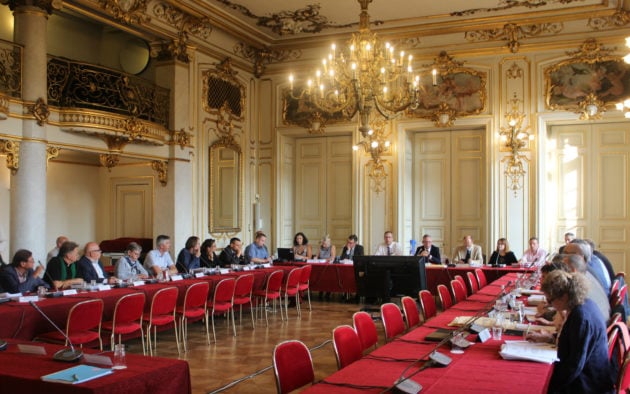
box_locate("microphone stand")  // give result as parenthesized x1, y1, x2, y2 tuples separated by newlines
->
(29, 301, 83, 362)
(176, 260, 192, 279)
(39, 261, 62, 295)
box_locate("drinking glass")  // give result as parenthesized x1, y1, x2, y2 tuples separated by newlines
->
(112, 344, 127, 370)
(492, 325, 503, 340)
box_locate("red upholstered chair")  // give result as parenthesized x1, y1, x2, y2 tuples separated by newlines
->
(298, 264, 313, 311)
(208, 278, 236, 342)
(475, 268, 488, 288)
(611, 285, 628, 310)
(281, 268, 302, 319)
(381, 303, 405, 342)
(253, 270, 284, 326)
(272, 340, 315, 394)
(233, 274, 255, 328)
(101, 292, 145, 353)
(176, 281, 210, 352)
(401, 296, 420, 330)
(454, 275, 468, 296)
(419, 290, 437, 321)
(618, 351, 630, 394)
(143, 286, 179, 356)
(607, 321, 630, 373)
(37, 298, 104, 351)
(467, 271, 480, 294)
(437, 284, 453, 310)
(451, 279, 467, 303)
(332, 325, 363, 370)
(352, 311, 378, 352)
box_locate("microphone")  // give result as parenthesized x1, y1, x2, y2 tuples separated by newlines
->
(176, 259, 192, 279)
(29, 301, 83, 362)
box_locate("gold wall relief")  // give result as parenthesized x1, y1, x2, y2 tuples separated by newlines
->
(46, 145, 59, 166)
(154, 31, 194, 63)
(588, 9, 630, 30)
(233, 42, 300, 78)
(151, 3, 213, 40)
(151, 160, 168, 186)
(202, 58, 245, 122)
(169, 128, 192, 150)
(0, 139, 19, 174)
(27, 97, 49, 126)
(465, 22, 563, 53)
(99, 153, 120, 171)
(98, 0, 150, 24)
(0, 42, 22, 100)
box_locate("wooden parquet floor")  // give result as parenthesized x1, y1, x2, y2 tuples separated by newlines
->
(125, 297, 385, 394)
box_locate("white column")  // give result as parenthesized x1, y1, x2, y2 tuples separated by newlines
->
(10, 4, 50, 263)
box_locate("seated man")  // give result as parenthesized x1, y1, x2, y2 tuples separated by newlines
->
(46, 235, 68, 263)
(0, 249, 48, 293)
(176, 236, 201, 273)
(244, 231, 273, 265)
(115, 242, 149, 280)
(143, 235, 177, 278)
(519, 236, 547, 267)
(414, 234, 441, 264)
(374, 231, 403, 256)
(452, 235, 483, 265)
(218, 237, 244, 267)
(340, 234, 364, 260)
(77, 242, 117, 284)
(44, 241, 84, 290)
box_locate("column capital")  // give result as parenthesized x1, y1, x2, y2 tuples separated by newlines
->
(1, 0, 62, 14)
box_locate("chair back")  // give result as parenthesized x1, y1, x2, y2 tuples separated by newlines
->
(381, 303, 405, 342)
(213, 278, 236, 304)
(451, 279, 467, 303)
(234, 274, 255, 301)
(150, 286, 179, 318)
(437, 284, 453, 310)
(454, 275, 468, 296)
(332, 325, 363, 369)
(401, 296, 420, 329)
(475, 268, 488, 288)
(183, 281, 210, 311)
(608, 322, 630, 371)
(284, 268, 301, 295)
(618, 351, 630, 394)
(419, 290, 437, 320)
(298, 264, 312, 290)
(67, 299, 104, 333)
(273, 340, 314, 394)
(112, 292, 145, 326)
(467, 271, 479, 294)
(352, 311, 378, 351)
(266, 270, 285, 293)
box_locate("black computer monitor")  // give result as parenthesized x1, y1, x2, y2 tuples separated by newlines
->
(353, 255, 427, 300)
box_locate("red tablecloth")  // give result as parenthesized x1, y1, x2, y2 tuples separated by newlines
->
(302, 273, 552, 393)
(0, 340, 191, 394)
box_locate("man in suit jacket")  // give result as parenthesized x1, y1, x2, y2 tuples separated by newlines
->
(453, 235, 483, 265)
(414, 234, 441, 264)
(218, 237, 244, 267)
(77, 242, 116, 284)
(340, 234, 364, 260)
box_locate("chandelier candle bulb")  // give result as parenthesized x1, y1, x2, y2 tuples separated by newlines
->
(432, 69, 437, 86)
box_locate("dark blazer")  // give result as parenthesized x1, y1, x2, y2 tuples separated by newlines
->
(414, 245, 441, 264)
(77, 256, 109, 283)
(0, 265, 49, 293)
(218, 247, 243, 267)
(340, 244, 364, 260)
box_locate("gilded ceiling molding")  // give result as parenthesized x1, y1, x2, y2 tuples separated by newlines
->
(465, 22, 563, 53)
(151, 160, 168, 186)
(154, 31, 194, 63)
(98, 0, 150, 24)
(214, 1, 373, 35)
(0, 139, 19, 174)
(169, 128, 192, 150)
(99, 153, 120, 171)
(0, 0, 62, 14)
(152, 2, 212, 40)
(46, 145, 59, 165)
(233, 42, 301, 78)
(452, 0, 582, 17)
(588, 9, 630, 30)
(27, 97, 49, 126)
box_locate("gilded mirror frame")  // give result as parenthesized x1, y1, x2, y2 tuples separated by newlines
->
(209, 139, 243, 234)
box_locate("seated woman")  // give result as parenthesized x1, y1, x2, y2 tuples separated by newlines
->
(176, 236, 201, 273)
(44, 241, 84, 290)
(115, 242, 149, 281)
(315, 235, 336, 263)
(488, 238, 518, 266)
(529, 270, 614, 393)
(199, 238, 219, 268)
(0, 249, 49, 293)
(292, 232, 312, 261)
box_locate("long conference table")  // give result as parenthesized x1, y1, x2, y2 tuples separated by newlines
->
(302, 273, 553, 393)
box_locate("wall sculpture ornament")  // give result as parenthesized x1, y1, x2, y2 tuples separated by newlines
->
(202, 58, 246, 121)
(0, 139, 19, 174)
(98, 0, 150, 24)
(545, 39, 630, 119)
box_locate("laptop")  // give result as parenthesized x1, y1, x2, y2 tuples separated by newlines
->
(277, 248, 295, 261)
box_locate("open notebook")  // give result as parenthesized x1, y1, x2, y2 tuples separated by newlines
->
(41, 365, 113, 384)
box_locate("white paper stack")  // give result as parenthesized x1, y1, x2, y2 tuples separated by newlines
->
(499, 340, 558, 364)
(527, 294, 547, 306)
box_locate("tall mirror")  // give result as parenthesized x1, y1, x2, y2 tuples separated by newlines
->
(209, 141, 242, 233)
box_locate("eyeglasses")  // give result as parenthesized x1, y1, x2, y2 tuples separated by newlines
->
(89, 249, 102, 253)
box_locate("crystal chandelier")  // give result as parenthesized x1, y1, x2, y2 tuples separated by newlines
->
(616, 37, 630, 118)
(289, 0, 421, 136)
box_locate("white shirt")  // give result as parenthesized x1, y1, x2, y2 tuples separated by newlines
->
(520, 248, 547, 267)
(144, 249, 174, 272)
(90, 259, 105, 279)
(374, 242, 404, 256)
